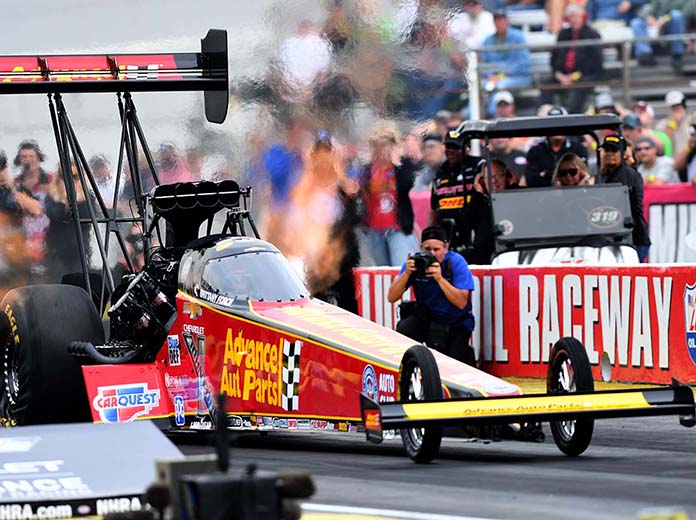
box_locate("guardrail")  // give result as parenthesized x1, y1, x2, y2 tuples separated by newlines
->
(468, 31, 696, 118)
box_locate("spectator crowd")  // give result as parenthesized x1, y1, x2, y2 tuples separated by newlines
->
(1, 0, 696, 313)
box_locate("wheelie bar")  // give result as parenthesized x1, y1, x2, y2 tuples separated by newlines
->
(360, 384, 696, 443)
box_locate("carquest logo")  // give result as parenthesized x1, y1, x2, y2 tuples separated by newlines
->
(93, 383, 161, 423)
(588, 206, 622, 228)
(684, 284, 696, 365)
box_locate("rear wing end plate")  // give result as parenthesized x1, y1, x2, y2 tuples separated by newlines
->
(360, 385, 696, 443)
(0, 29, 228, 123)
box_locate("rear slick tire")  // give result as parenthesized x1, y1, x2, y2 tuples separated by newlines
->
(547, 337, 595, 456)
(399, 344, 443, 463)
(0, 284, 104, 426)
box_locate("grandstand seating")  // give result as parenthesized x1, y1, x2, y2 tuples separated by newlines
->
(489, 10, 696, 118)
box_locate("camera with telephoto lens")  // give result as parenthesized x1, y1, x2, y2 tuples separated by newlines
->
(412, 251, 437, 274)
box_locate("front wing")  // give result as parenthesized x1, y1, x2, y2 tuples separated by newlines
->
(360, 384, 696, 443)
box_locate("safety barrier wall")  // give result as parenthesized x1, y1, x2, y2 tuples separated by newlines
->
(410, 184, 696, 264)
(353, 264, 696, 384)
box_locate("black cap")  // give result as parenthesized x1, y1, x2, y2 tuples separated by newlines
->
(444, 128, 464, 148)
(600, 134, 624, 150)
(421, 226, 448, 243)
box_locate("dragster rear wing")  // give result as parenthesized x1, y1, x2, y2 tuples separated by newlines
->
(360, 385, 696, 443)
(0, 29, 228, 123)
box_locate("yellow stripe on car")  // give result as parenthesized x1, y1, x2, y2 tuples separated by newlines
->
(401, 392, 651, 420)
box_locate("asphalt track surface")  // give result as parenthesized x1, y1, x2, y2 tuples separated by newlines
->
(173, 416, 696, 520)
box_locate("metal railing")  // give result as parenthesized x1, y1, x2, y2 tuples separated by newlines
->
(467, 31, 696, 119)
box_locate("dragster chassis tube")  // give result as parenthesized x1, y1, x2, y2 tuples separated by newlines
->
(360, 385, 696, 442)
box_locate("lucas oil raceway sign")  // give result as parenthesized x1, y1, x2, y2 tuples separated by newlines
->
(354, 265, 696, 384)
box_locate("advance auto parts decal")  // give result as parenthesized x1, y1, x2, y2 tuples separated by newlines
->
(175, 306, 400, 419)
(219, 328, 300, 411)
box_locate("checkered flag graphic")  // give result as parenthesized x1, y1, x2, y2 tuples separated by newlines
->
(124, 64, 160, 80)
(282, 339, 302, 411)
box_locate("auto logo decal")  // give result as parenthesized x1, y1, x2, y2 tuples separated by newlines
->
(93, 383, 161, 423)
(183, 301, 202, 320)
(588, 206, 622, 229)
(684, 283, 696, 366)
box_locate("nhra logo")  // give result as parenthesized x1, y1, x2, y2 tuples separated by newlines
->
(362, 364, 378, 401)
(685, 284, 696, 365)
(93, 383, 161, 423)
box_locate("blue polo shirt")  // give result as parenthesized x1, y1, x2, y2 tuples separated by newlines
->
(400, 250, 475, 331)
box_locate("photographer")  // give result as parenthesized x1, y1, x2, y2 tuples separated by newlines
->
(387, 226, 476, 366)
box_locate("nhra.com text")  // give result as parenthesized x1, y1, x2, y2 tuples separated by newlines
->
(0, 504, 72, 520)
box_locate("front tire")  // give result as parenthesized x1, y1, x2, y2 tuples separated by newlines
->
(547, 337, 595, 456)
(399, 345, 443, 463)
(0, 285, 104, 426)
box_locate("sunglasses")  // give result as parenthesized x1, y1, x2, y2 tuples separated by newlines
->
(558, 167, 578, 177)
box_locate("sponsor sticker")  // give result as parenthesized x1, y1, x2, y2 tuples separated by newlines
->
(364, 410, 381, 430)
(272, 417, 288, 429)
(174, 396, 185, 426)
(362, 364, 378, 401)
(190, 418, 213, 430)
(310, 420, 335, 431)
(93, 383, 161, 423)
(167, 335, 181, 367)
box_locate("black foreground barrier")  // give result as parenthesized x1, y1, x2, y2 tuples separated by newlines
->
(0, 396, 315, 520)
(0, 421, 183, 517)
(107, 395, 315, 520)
(149, 395, 314, 520)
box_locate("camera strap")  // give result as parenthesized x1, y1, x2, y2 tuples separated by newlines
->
(442, 257, 452, 283)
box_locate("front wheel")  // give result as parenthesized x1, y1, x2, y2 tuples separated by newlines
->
(0, 284, 104, 426)
(398, 345, 443, 463)
(547, 337, 595, 456)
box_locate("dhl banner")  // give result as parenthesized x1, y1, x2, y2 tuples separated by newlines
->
(354, 265, 696, 384)
(410, 184, 696, 264)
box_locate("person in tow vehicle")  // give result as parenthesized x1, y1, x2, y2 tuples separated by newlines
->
(551, 152, 594, 186)
(598, 135, 651, 262)
(523, 106, 589, 187)
(387, 226, 476, 366)
(429, 129, 486, 262)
